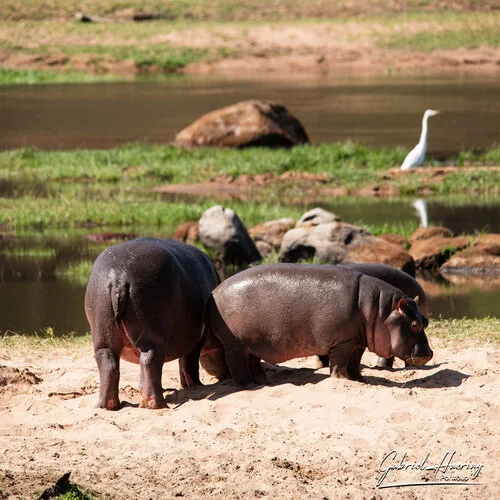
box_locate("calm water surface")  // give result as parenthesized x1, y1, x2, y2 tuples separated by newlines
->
(1, 73, 499, 152)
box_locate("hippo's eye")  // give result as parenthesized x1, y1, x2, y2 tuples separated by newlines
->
(411, 320, 420, 333)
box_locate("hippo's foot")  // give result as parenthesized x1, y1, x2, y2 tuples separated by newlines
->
(139, 395, 168, 410)
(375, 356, 395, 370)
(180, 372, 203, 389)
(95, 399, 121, 411)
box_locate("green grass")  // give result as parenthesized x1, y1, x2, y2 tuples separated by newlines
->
(0, 330, 91, 349)
(428, 317, 500, 346)
(380, 20, 500, 51)
(1, 143, 499, 232)
(0, 68, 124, 86)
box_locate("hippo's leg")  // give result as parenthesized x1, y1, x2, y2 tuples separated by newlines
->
(179, 334, 204, 389)
(139, 342, 167, 409)
(94, 347, 121, 410)
(317, 354, 330, 368)
(248, 355, 270, 385)
(328, 340, 359, 380)
(375, 356, 395, 369)
(347, 347, 366, 382)
(224, 345, 253, 387)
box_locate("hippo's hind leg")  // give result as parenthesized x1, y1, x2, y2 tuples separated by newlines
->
(375, 356, 395, 369)
(328, 340, 361, 381)
(139, 342, 167, 409)
(92, 328, 122, 410)
(223, 345, 254, 387)
(248, 355, 270, 385)
(179, 333, 205, 389)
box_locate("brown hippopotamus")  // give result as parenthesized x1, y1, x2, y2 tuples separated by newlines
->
(206, 264, 432, 386)
(323, 263, 429, 369)
(85, 237, 228, 410)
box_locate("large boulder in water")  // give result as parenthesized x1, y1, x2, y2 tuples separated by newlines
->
(175, 100, 310, 148)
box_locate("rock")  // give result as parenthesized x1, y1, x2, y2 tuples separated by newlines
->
(255, 240, 274, 259)
(440, 235, 500, 276)
(199, 206, 261, 266)
(172, 221, 200, 244)
(344, 239, 416, 277)
(409, 226, 454, 243)
(248, 218, 295, 251)
(295, 207, 341, 228)
(279, 221, 413, 272)
(409, 236, 470, 270)
(175, 100, 310, 149)
(378, 233, 409, 249)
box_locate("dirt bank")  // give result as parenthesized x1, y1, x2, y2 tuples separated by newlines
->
(0, 339, 498, 498)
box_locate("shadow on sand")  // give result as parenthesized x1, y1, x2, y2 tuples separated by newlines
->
(155, 361, 469, 409)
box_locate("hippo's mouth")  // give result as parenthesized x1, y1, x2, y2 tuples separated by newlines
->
(405, 354, 433, 366)
(404, 345, 433, 366)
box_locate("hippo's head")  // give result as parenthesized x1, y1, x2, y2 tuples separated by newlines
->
(386, 296, 433, 365)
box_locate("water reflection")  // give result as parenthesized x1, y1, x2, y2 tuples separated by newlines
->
(413, 199, 428, 228)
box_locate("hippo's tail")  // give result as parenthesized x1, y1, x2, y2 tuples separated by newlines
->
(110, 275, 130, 325)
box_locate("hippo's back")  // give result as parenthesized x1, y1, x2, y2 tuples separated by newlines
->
(86, 238, 219, 353)
(340, 263, 428, 318)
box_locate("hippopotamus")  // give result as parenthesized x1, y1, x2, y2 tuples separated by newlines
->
(85, 237, 228, 410)
(315, 263, 428, 369)
(206, 264, 432, 386)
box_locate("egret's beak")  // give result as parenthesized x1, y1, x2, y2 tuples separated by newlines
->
(431, 109, 440, 115)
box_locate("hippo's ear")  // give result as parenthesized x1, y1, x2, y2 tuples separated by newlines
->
(414, 295, 420, 306)
(397, 297, 409, 315)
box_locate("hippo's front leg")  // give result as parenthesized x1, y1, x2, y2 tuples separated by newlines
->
(376, 356, 395, 369)
(347, 347, 365, 381)
(94, 347, 121, 410)
(328, 340, 363, 381)
(139, 343, 167, 409)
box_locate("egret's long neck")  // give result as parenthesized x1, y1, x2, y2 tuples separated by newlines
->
(419, 113, 429, 145)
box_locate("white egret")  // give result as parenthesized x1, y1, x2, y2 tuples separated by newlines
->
(400, 109, 440, 170)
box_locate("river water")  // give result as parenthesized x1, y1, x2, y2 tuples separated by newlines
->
(1, 73, 499, 152)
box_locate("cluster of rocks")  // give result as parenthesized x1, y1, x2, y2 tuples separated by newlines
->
(174, 205, 500, 278)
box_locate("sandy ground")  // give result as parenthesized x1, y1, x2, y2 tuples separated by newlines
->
(0, 340, 498, 499)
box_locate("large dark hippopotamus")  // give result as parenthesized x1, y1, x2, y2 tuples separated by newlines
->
(206, 264, 432, 386)
(85, 237, 228, 410)
(329, 263, 429, 369)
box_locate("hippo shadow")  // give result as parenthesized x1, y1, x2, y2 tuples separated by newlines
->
(362, 367, 470, 389)
(163, 363, 330, 407)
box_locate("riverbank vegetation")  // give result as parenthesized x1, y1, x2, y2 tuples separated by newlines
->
(1, 143, 499, 233)
(0, 2, 498, 85)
